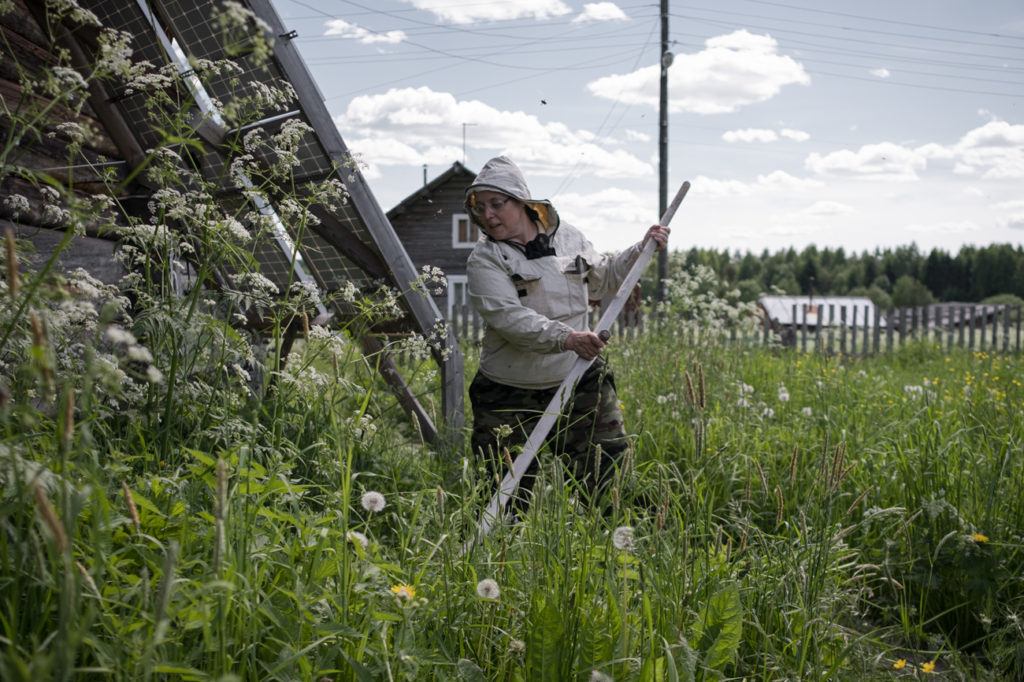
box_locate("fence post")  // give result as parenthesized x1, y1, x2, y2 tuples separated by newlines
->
(814, 305, 823, 354)
(1018, 305, 1022, 353)
(798, 304, 805, 353)
(824, 304, 833, 355)
(968, 304, 977, 350)
(946, 306, 954, 352)
(921, 305, 930, 346)
(876, 305, 884, 352)
(957, 306, 964, 349)
(999, 305, 1007, 352)
(850, 306, 857, 356)
(884, 307, 894, 353)
(864, 305, 871, 357)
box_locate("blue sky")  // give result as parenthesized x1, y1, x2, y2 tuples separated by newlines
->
(272, 0, 1024, 256)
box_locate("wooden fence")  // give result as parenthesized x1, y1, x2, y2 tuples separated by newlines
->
(446, 303, 1023, 357)
(767, 303, 1022, 356)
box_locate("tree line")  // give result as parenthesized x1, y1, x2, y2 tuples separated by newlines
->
(660, 242, 1024, 309)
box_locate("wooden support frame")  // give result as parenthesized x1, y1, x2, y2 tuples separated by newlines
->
(245, 0, 465, 446)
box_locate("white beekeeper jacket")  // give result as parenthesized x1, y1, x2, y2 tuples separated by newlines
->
(465, 156, 644, 390)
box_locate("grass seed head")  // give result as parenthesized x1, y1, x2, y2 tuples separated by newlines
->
(122, 481, 140, 533)
(33, 480, 67, 552)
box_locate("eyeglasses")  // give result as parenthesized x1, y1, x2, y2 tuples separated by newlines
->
(470, 197, 512, 217)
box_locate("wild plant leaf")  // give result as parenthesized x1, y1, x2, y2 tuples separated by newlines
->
(526, 592, 565, 681)
(577, 598, 614, 681)
(638, 654, 667, 682)
(126, 490, 162, 517)
(456, 658, 487, 682)
(693, 583, 742, 673)
(603, 587, 626, 681)
(673, 635, 698, 682)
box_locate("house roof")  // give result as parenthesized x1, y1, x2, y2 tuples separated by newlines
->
(759, 295, 882, 326)
(388, 161, 476, 218)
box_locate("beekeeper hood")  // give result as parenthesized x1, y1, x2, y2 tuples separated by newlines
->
(465, 156, 559, 233)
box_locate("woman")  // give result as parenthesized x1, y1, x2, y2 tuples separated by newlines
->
(465, 155, 670, 511)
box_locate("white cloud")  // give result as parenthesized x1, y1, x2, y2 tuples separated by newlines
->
(624, 129, 651, 142)
(796, 200, 855, 217)
(905, 221, 981, 235)
(573, 2, 628, 23)
(998, 213, 1024, 230)
(855, 120, 1024, 180)
(693, 170, 824, 198)
(335, 86, 651, 179)
(993, 199, 1024, 230)
(323, 19, 406, 44)
(401, 0, 570, 24)
(953, 120, 1024, 179)
(870, 67, 891, 78)
(992, 199, 1024, 211)
(781, 128, 810, 142)
(587, 30, 809, 114)
(723, 128, 778, 143)
(805, 142, 927, 180)
(555, 187, 655, 246)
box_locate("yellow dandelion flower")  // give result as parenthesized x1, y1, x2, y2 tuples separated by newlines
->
(921, 661, 935, 674)
(391, 583, 415, 599)
(892, 658, 906, 670)
(971, 533, 989, 543)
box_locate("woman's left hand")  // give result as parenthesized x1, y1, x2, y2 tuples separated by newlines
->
(643, 224, 670, 251)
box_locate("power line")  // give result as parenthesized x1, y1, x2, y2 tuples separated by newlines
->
(736, 0, 1024, 42)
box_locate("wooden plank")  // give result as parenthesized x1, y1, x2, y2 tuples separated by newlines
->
(359, 334, 439, 446)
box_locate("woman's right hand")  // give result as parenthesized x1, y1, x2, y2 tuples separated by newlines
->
(563, 331, 607, 360)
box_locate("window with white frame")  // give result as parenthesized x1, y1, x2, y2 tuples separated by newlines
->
(447, 275, 469, 319)
(452, 213, 479, 248)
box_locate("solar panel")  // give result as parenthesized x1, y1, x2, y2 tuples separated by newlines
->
(68, 0, 464, 438)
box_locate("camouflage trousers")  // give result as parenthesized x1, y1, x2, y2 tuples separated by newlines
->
(469, 357, 629, 509)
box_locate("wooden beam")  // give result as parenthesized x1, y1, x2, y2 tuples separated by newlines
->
(358, 333, 439, 446)
(35, 10, 148, 171)
(306, 206, 391, 281)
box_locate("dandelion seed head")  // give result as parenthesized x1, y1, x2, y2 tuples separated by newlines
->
(476, 578, 500, 600)
(347, 530, 368, 549)
(361, 490, 386, 512)
(612, 525, 634, 551)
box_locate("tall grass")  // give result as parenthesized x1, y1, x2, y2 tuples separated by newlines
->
(2, 2, 1023, 680)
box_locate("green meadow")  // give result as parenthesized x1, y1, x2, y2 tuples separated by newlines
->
(1, 280, 1021, 680)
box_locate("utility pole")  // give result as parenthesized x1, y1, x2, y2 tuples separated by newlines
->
(657, 0, 671, 301)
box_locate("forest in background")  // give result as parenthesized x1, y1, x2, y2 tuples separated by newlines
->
(661, 242, 1024, 309)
